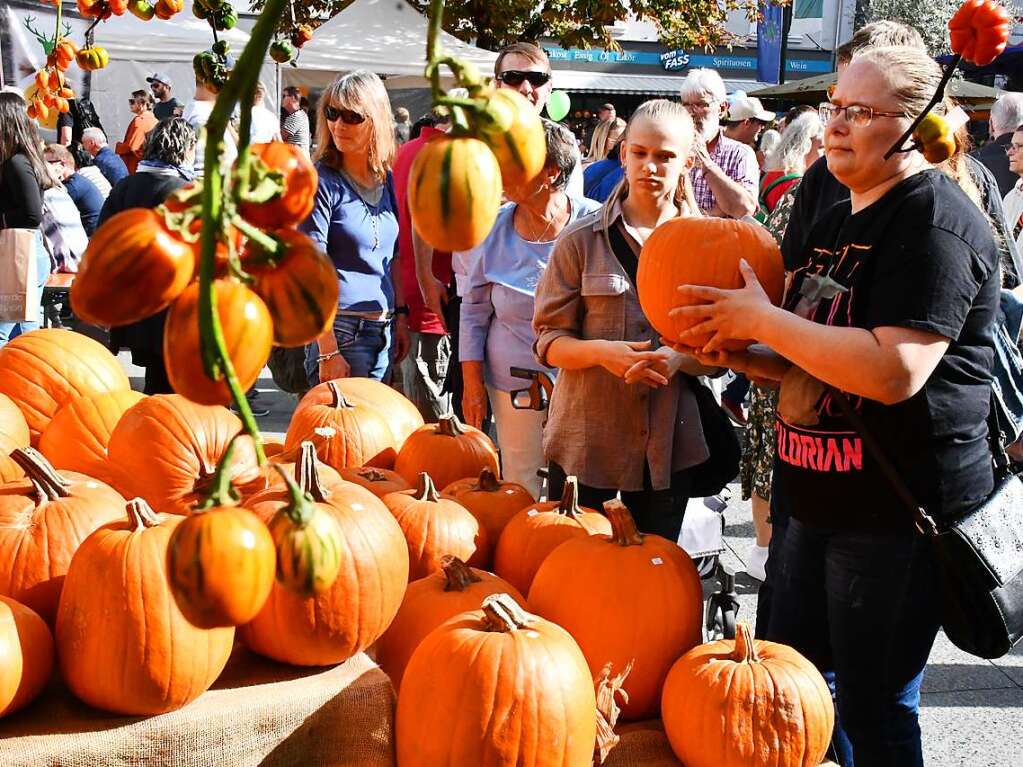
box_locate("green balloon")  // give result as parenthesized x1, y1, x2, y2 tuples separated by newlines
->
(547, 90, 571, 121)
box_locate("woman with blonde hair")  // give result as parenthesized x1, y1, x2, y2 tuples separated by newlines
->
(301, 70, 409, 384)
(533, 99, 716, 539)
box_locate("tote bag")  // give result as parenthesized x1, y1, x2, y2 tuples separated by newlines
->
(0, 228, 39, 322)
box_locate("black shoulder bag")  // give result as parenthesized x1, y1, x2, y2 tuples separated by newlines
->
(831, 389, 1023, 659)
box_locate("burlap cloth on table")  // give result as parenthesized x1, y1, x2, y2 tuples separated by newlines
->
(0, 646, 395, 767)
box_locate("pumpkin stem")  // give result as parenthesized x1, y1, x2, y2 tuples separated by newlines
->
(733, 623, 761, 664)
(556, 475, 583, 519)
(436, 413, 469, 437)
(126, 498, 162, 531)
(326, 381, 353, 410)
(358, 468, 389, 482)
(476, 467, 501, 492)
(414, 472, 441, 503)
(272, 461, 317, 528)
(9, 446, 71, 504)
(196, 435, 241, 511)
(603, 500, 644, 546)
(594, 660, 634, 765)
(296, 440, 331, 503)
(441, 554, 482, 592)
(481, 593, 533, 632)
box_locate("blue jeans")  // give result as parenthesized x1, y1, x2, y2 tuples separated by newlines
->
(305, 314, 392, 385)
(0, 234, 50, 346)
(766, 517, 941, 767)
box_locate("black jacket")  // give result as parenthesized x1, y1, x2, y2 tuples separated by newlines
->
(970, 133, 1015, 199)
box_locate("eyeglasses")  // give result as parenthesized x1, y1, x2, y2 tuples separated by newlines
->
(818, 102, 907, 128)
(681, 100, 717, 111)
(1006, 143, 1023, 155)
(324, 105, 366, 125)
(496, 70, 551, 88)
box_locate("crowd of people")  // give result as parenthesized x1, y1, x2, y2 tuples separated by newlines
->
(2, 19, 1022, 765)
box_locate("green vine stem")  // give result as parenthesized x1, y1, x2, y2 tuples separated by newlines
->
(197, 0, 289, 466)
(424, 0, 488, 133)
(196, 435, 241, 510)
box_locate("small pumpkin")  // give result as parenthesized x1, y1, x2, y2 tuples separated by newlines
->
(237, 142, 318, 229)
(38, 390, 146, 487)
(528, 500, 704, 720)
(70, 208, 195, 327)
(394, 414, 499, 491)
(0, 393, 30, 447)
(383, 472, 488, 580)
(164, 279, 273, 406)
(285, 381, 396, 470)
(396, 593, 597, 767)
(492, 476, 610, 596)
(443, 467, 534, 547)
(166, 438, 276, 628)
(0, 596, 54, 718)
(637, 217, 784, 351)
(338, 465, 411, 497)
(0, 328, 131, 444)
(408, 134, 502, 253)
(55, 498, 234, 715)
(477, 88, 548, 189)
(661, 623, 835, 767)
(0, 447, 125, 624)
(106, 394, 262, 516)
(375, 555, 525, 690)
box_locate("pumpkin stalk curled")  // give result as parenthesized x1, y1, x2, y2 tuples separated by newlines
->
(9, 447, 71, 505)
(603, 499, 644, 546)
(441, 554, 481, 592)
(480, 593, 533, 633)
(126, 498, 162, 532)
(413, 472, 441, 503)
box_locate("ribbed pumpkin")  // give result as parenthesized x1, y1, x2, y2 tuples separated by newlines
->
(408, 133, 503, 253)
(324, 377, 425, 449)
(0, 435, 24, 483)
(396, 593, 597, 767)
(0, 393, 30, 447)
(394, 414, 499, 491)
(0, 447, 125, 624)
(661, 623, 835, 767)
(477, 88, 547, 189)
(492, 476, 610, 596)
(244, 431, 343, 499)
(285, 381, 396, 470)
(528, 500, 704, 720)
(339, 466, 411, 498)
(375, 555, 525, 690)
(239, 459, 408, 666)
(264, 437, 286, 458)
(0, 596, 54, 718)
(55, 499, 234, 715)
(0, 328, 130, 444)
(383, 473, 489, 580)
(38, 390, 146, 487)
(164, 279, 274, 406)
(106, 395, 262, 515)
(166, 439, 276, 628)
(443, 467, 535, 547)
(637, 217, 784, 350)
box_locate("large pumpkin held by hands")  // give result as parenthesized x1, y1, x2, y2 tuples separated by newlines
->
(637, 217, 784, 351)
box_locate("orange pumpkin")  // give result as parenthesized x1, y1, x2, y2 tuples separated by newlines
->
(55, 499, 234, 715)
(242, 431, 342, 500)
(0, 393, 30, 447)
(0, 435, 24, 483)
(164, 279, 273, 406)
(338, 465, 411, 497)
(528, 500, 703, 720)
(661, 623, 834, 767)
(38, 390, 146, 487)
(0, 596, 54, 718)
(477, 88, 548, 189)
(443, 467, 534, 547)
(237, 142, 318, 229)
(383, 473, 489, 580)
(492, 476, 610, 596)
(240, 460, 408, 666)
(0, 328, 130, 444)
(396, 593, 597, 767)
(637, 217, 784, 351)
(264, 437, 286, 457)
(285, 381, 396, 470)
(0, 447, 125, 624)
(375, 555, 525, 690)
(70, 208, 195, 327)
(394, 414, 499, 490)
(105, 395, 261, 515)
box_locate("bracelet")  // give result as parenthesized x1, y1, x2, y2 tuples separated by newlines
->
(317, 351, 340, 363)
(394, 305, 410, 317)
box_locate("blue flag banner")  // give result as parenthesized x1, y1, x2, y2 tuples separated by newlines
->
(757, 2, 784, 84)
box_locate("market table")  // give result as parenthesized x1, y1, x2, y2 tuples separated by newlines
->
(0, 646, 395, 767)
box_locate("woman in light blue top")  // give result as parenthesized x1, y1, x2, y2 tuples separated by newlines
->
(460, 120, 601, 495)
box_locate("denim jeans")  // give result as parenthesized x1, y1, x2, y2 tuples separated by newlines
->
(0, 234, 50, 346)
(305, 314, 392, 385)
(766, 517, 941, 767)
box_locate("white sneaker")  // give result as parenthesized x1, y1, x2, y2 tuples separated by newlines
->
(746, 544, 769, 582)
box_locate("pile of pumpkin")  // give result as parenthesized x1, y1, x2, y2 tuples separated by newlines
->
(0, 328, 833, 766)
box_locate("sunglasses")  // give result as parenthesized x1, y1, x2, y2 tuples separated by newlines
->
(324, 105, 366, 125)
(496, 70, 551, 87)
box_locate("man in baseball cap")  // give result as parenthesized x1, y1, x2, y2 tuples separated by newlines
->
(724, 92, 775, 147)
(146, 72, 182, 120)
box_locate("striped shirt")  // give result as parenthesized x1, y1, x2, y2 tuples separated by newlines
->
(282, 109, 310, 155)
(690, 132, 759, 216)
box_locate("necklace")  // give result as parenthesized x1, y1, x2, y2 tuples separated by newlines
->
(339, 167, 383, 251)
(520, 198, 571, 244)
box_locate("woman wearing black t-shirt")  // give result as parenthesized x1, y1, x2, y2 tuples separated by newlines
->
(672, 47, 1000, 766)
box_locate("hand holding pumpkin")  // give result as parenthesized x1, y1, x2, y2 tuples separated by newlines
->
(685, 343, 791, 384)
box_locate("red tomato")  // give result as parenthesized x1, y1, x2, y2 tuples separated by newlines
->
(237, 143, 318, 229)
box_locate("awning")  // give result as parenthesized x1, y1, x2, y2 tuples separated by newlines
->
(548, 69, 768, 95)
(749, 71, 1001, 105)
